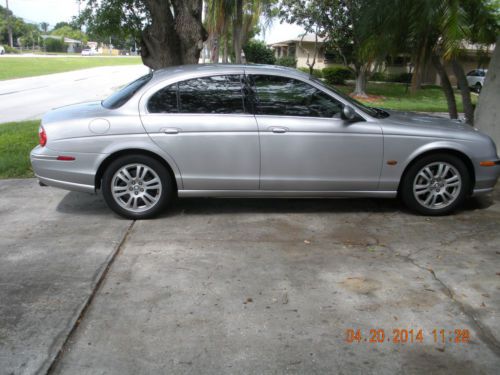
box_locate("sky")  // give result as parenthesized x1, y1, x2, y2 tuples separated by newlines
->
(6, 0, 305, 43)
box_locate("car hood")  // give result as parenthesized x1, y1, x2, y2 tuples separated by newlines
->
(380, 110, 476, 138)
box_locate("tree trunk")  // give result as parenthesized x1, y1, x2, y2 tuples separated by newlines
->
(140, 0, 207, 69)
(410, 35, 430, 93)
(431, 54, 458, 119)
(223, 36, 228, 63)
(352, 65, 368, 97)
(452, 58, 474, 125)
(232, 0, 243, 64)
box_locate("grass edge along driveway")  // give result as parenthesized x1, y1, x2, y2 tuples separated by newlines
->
(0, 120, 39, 179)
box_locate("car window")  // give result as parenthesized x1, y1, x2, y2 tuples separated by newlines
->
(178, 75, 246, 114)
(250, 75, 343, 118)
(147, 75, 246, 114)
(102, 73, 153, 109)
(147, 83, 179, 113)
(467, 70, 477, 76)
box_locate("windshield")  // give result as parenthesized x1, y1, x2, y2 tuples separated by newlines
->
(102, 73, 153, 109)
(310, 77, 389, 118)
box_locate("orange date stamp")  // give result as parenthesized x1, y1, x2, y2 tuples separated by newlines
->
(345, 328, 470, 344)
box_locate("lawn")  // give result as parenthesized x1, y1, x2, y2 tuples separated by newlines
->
(0, 120, 39, 179)
(336, 82, 477, 112)
(0, 56, 143, 80)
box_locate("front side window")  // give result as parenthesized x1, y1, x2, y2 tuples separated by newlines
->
(250, 75, 343, 118)
(147, 75, 246, 114)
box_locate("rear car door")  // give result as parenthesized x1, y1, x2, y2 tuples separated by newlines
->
(139, 73, 260, 190)
(249, 74, 383, 191)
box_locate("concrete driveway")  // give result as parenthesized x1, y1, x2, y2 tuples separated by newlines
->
(1, 179, 499, 374)
(0, 65, 149, 124)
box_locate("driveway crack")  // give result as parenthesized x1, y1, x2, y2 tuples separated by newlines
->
(43, 220, 136, 374)
(398, 249, 500, 357)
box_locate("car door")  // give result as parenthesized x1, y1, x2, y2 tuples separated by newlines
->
(249, 74, 383, 191)
(139, 73, 260, 190)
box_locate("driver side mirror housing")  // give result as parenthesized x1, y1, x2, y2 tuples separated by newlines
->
(341, 105, 357, 122)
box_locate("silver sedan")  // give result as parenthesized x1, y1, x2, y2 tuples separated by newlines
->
(31, 64, 500, 219)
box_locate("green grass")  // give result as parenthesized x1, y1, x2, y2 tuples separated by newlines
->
(0, 56, 143, 80)
(336, 82, 478, 112)
(0, 120, 40, 178)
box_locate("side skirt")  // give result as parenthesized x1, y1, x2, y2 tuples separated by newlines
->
(177, 190, 398, 198)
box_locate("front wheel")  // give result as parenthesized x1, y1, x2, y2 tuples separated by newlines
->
(102, 155, 174, 219)
(474, 82, 482, 93)
(400, 154, 470, 215)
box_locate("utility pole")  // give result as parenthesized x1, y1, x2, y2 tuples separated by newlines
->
(5, 0, 14, 47)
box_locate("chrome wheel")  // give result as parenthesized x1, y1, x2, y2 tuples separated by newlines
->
(111, 163, 162, 213)
(413, 162, 462, 210)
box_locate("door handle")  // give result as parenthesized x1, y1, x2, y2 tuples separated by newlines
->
(270, 127, 288, 134)
(161, 128, 179, 134)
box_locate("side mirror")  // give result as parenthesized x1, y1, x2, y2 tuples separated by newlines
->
(341, 106, 357, 122)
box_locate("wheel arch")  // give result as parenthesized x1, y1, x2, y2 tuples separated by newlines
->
(95, 149, 179, 192)
(397, 148, 475, 195)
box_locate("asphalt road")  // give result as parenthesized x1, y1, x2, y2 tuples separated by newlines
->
(0, 65, 149, 124)
(1, 179, 499, 374)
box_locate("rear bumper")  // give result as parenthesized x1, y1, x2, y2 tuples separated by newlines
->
(35, 174, 95, 193)
(30, 146, 99, 194)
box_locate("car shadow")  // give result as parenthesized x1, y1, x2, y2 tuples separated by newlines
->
(55, 191, 495, 218)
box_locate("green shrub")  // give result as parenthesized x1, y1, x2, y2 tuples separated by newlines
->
(322, 66, 353, 85)
(243, 40, 275, 65)
(4, 45, 20, 54)
(275, 56, 297, 68)
(389, 72, 412, 83)
(44, 38, 66, 53)
(297, 67, 323, 78)
(370, 71, 388, 82)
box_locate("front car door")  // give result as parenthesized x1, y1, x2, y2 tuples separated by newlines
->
(139, 72, 260, 190)
(248, 73, 383, 191)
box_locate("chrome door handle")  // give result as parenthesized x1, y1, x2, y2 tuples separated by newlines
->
(161, 128, 179, 134)
(270, 127, 288, 134)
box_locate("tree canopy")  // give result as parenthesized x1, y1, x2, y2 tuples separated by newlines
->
(78, 0, 207, 69)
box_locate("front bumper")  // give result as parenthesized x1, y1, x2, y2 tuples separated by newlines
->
(30, 146, 100, 194)
(472, 159, 500, 196)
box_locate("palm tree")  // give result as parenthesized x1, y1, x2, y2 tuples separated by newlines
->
(205, 0, 274, 63)
(365, 0, 498, 124)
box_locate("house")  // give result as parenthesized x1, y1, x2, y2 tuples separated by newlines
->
(268, 34, 494, 85)
(269, 35, 330, 69)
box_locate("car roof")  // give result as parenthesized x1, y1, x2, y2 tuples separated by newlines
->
(151, 64, 309, 82)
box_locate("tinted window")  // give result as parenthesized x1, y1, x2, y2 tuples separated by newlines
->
(147, 75, 246, 114)
(147, 84, 178, 113)
(178, 75, 245, 114)
(467, 70, 477, 76)
(251, 75, 343, 118)
(102, 73, 152, 109)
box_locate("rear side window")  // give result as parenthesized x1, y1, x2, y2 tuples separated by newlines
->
(147, 75, 246, 114)
(102, 73, 152, 109)
(250, 75, 343, 118)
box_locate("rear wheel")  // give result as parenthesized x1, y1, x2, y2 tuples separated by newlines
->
(474, 82, 482, 93)
(400, 154, 470, 215)
(102, 155, 174, 219)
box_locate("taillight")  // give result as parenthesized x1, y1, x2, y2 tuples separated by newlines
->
(39, 126, 47, 147)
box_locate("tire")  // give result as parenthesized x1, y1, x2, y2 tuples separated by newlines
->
(102, 155, 174, 219)
(474, 82, 482, 93)
(400, 153, 470, 216)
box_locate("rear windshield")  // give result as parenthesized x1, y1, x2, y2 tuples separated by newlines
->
(102, 73, 153, 109)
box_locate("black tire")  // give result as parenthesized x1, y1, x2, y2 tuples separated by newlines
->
(102, 155, 174, 219)
(400, 153, 470, 216)
(474, 82, 482, 93)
